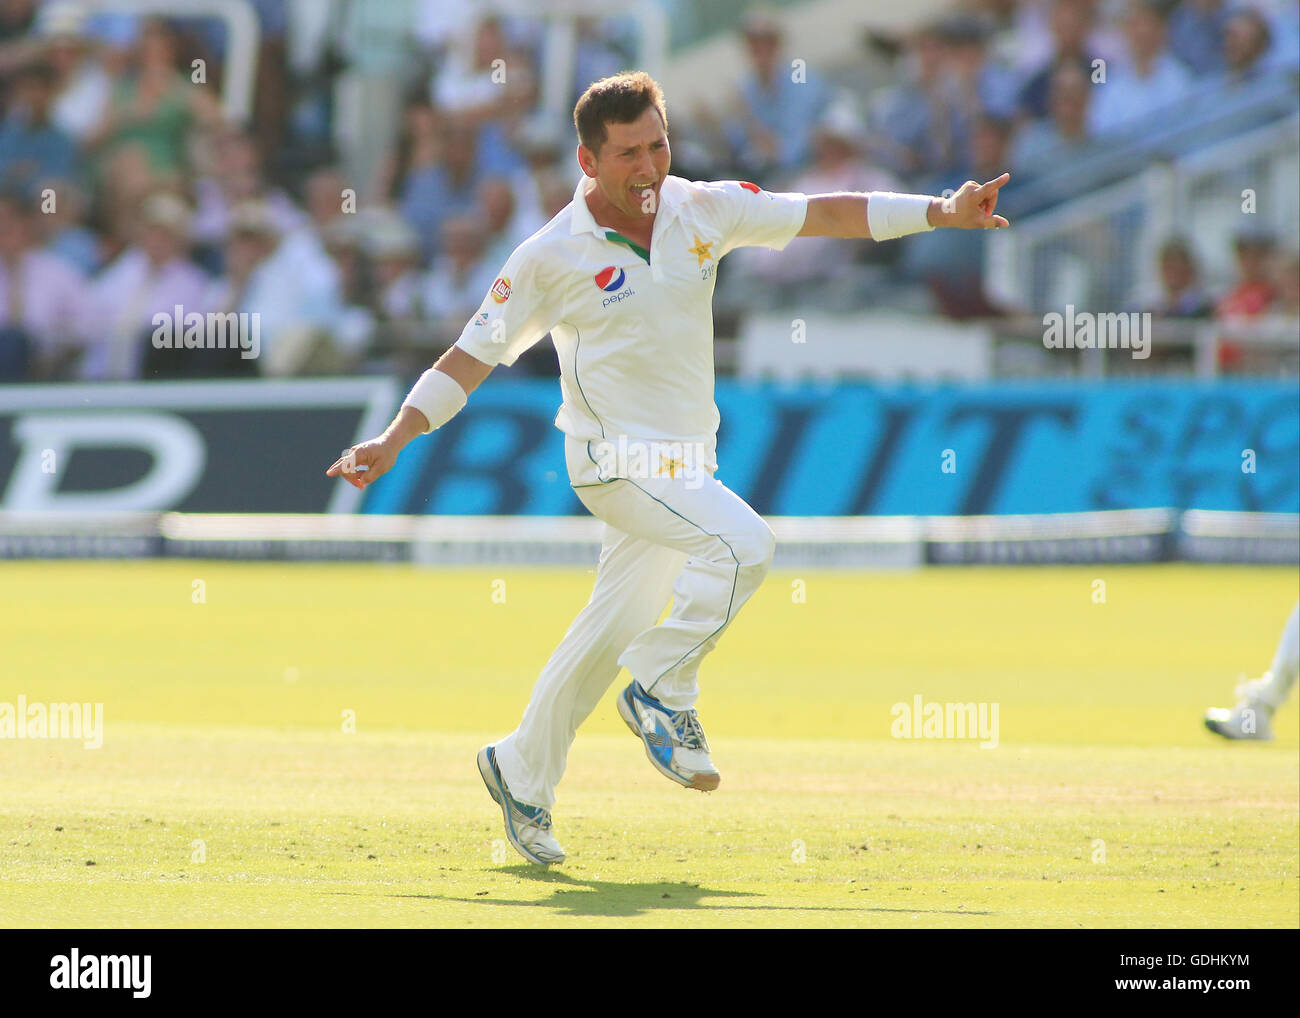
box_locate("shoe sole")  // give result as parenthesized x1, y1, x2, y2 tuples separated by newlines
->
(617, 687, 721, 792)
(1203, 717, 1273, 741)
(476, 746, 564, 865)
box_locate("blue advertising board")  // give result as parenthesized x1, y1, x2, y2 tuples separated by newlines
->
(361, 380, 1299, 517)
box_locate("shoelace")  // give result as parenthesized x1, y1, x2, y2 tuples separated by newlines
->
(518, 802, 553, 831)
(671, 709, 708, 751)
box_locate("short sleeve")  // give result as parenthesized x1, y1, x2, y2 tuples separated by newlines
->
(704, 180, 809, 256)
(453, 240, 558, 367)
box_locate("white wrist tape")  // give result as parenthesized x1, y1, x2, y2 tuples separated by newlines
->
(402, 367, 468, 434)
(866, 192, 935, 241)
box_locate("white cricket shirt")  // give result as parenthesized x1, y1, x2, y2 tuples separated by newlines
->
(453, 174, 808, 480)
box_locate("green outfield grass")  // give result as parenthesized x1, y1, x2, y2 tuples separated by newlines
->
(1, 560, 1296, 928)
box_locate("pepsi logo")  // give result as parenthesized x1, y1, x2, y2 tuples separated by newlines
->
(594, 266, 626, 292)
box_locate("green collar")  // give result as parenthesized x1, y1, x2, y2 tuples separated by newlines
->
(604, 230, 650, 264)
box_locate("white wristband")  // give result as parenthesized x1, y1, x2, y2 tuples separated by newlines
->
(866, 192, 935, 241)
(401, 367, 468, 434)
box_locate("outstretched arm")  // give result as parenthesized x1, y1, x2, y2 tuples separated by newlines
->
(325, 346, 493, 489)
(798, 172, 1011, 239)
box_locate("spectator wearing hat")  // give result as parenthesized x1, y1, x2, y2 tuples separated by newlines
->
(34, 1, 114, 146)
(200, 200, 346, 376)
(724, 99, 900, 308)
(85, 191, 209, 379)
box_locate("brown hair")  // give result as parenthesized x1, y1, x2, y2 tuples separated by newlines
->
(573, 71, 667, 154)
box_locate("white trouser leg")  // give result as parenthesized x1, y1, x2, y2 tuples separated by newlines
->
(577, 473, 775, 712)
(1260, 601, 1300, 707)
(494, 525, 685, 808)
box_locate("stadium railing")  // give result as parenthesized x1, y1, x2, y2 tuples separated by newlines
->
(2, 509, 1294, 567)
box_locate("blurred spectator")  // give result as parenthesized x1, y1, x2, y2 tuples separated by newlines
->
(86, 192, 209, 380)
(35, 177, 100, 274)
(1149, 237, 1214, 317)
(432, 15, 511, 121)
(1018, 0, 1104, 121)
(1088, 0, 1193, 138)
(943, 15, 1022, 122)
(1272, 248, 1300, 318)
(0, 61, 77, 192)
(0, 189, 87, 380)
(479, 175, 543, 268)
(273, 164, 347, 304)
(572, 17, 628, 104)
(1218, 231, 1277, 318)
(1010, 62, 1094, 177)
(90, 18, 220, 175)
(1216, 231, 1283, 370)
(421, 214, 497, 336)
(1167, 0, 1232, 75)
(903, 114, 1016, 317)
(318, 216, 375, 363)
(199, 202, 342, 376)
(191, 127, 304, 255)
(39, 4, 113, 145)
(366, 214, 424, 321)
(977, 0, 1056, 77)
(722, 7, 830, 177)
(400, 111, 483, 264)
(1214, 6, 1274, 85)
(727, 100, 901, 304)
(333, 0, 421, 199)
(876, 24, 971, 179)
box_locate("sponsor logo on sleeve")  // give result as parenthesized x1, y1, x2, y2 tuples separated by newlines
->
(490, 277, 512, 303)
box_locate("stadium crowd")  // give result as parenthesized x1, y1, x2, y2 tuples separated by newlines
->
(0, 0, 1296, 382)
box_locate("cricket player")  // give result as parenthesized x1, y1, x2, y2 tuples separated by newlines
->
(1205, 601, 1299, 740)
(327, 72, 1009, 865)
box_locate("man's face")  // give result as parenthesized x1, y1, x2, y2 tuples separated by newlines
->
(579, 106, 671, 221)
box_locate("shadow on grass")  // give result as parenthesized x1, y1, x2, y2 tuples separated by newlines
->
(389, 867, 992, 919)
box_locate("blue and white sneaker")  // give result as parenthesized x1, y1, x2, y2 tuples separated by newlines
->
(476, 745, 565, 865)
(617, 682, 720, 791)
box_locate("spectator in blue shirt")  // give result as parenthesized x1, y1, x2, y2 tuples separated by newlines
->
(0, 62, 78, 194)
(723, 8, 829, 176)
(1167, 0, 1232, 75)
(1088, 0, 1193, 138)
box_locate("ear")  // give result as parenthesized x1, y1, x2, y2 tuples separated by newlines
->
(577, 143, 598, 178)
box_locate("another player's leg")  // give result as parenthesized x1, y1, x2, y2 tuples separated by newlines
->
(481, 525, 684, 863)
(1205, 601, 1300, 740)
(577, 473, 775, 790)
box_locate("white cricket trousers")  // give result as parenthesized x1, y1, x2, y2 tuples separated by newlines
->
(492, 450, 776, 809)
